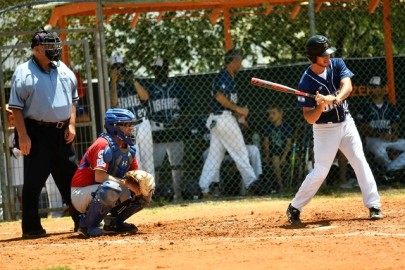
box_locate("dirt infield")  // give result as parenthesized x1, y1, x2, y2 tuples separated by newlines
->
(1, 189, 404, 270)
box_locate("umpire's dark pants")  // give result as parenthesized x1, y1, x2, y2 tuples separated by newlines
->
(21, 119, 77, 234)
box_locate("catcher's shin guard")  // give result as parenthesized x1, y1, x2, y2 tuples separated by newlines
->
(105, 194, 151, 226)
(80, 181, 122, 229)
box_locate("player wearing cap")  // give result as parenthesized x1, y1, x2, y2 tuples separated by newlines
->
(8, 28, 79, 238)
(357, 76, 405, 174)
(199, 49, 258, 197)
(147, 57, 189, 199)
(286, 35, 382, 224)
(109, 55, 155, 179)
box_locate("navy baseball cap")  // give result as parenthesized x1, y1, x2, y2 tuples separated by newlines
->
(31, 31, 48, 49)
(224, 48, 244, 64)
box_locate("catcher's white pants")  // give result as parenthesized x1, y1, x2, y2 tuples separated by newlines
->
(199, 112, 257, 193)
(153, 141, 184, 198)
(135, 119, 155, 178)
(292, 116, 381, 211)
(365, 137, 405, 172)
(203, 144, 262, 183)
(71, 185, 131, 214)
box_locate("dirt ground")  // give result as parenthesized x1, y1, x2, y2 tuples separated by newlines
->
(1, 190, 404, 270)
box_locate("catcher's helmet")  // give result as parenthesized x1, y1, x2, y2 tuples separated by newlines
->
(31, 28, 62, 62)
(104, 108, 137, 146)
(306, 35, 336, 63)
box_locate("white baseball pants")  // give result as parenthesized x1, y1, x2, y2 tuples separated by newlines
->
(292, 116, 381, 211)
(199, 112, 257, 193)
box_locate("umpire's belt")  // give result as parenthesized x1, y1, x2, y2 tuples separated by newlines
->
(30, 118, 70, 129)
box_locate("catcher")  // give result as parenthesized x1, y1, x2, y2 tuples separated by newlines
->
(71, 108, 155, 238)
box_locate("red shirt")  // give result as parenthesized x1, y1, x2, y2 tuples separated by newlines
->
(71, 137, 138, 187)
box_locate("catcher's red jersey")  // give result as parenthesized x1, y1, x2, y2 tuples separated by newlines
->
(71, 137, 138, 187)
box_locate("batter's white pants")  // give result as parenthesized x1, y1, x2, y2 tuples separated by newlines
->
(291, 116, 381, 211)
(153, 141, 184, 198)
(199, 112, 257, 193)
(365, 137, 405, 172)
(202, 144, 262, 183)
(135, 119, 155, 178)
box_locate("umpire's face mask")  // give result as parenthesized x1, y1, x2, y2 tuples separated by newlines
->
(41, 33, 62, 62)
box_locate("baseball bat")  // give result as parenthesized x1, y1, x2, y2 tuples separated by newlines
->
(251, 77, 316, 99)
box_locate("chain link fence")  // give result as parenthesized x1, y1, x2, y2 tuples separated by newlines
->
(1, 0, 405, 220)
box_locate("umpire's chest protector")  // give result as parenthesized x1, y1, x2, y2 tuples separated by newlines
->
(100, 133, 136, 178)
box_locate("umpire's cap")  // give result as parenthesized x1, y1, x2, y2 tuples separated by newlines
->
(306, 35, 336, 58)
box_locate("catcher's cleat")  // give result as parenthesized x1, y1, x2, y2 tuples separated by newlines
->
(286, 203, 301, 224)
(77, 227, 103, 238)
(22, 229, 47, 239)
(369, 207, 383, 220)
(103, 222, 138, 234)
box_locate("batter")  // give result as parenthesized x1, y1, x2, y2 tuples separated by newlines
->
(286, 35, 382, 223)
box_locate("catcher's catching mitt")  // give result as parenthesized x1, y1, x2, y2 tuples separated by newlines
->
(123, 170, 155, 197)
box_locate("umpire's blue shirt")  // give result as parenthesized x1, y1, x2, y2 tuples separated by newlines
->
(8, 58, 79, 122)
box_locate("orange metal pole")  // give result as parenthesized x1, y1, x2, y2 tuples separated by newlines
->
(382, 0, 396, 105)
(59, 16, 70, 67)
(223, 8, 232, 50)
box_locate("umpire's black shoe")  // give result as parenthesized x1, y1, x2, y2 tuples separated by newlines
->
(369, 207, 383, 220)
(286, 203, 301, 224)
(22, 229, 47, 239)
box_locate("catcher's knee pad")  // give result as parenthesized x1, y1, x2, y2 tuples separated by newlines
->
(95, 181, 122, 207)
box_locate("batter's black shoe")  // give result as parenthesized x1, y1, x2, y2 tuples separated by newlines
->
(369, 207, 383, 220)
(22, 229, 47, 239)
(286, 203, 301, 224)
(103, 222, 138, 234)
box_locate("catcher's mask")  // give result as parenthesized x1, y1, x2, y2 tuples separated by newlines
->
(31, 28, 62, 62)
(104, 108, 138, 146)
(305, 35, 336, 63)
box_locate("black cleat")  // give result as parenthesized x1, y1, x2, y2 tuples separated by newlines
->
(369, 207, 383, 220)
(286, 203, 301, 224)
(103, 222, 138, 234)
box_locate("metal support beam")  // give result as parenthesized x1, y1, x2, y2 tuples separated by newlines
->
(382, 0, 396, 105)
(223, 8, 232, 50)
(368, 0, 380, 14)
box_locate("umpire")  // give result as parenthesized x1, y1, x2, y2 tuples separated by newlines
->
(8, 29, 79, 238)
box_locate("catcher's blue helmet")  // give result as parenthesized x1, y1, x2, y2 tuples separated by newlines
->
(104, 108, 137, 146)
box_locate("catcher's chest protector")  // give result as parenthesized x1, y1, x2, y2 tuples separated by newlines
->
(100, 133, 136, 178)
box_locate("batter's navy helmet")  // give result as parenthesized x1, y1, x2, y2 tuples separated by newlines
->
(104, 108, 137, 146)
(306, 35, 336, 63)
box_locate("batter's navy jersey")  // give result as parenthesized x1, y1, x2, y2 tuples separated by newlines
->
(148, 80, 187, 126)
(357, 102, 400, 134)
(211, 69, 237, 113)
(297, 58, 353, 124)
(116, 81, 147, 121)
(263, 122, 294, 155)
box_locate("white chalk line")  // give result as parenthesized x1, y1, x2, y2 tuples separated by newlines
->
(2, 229, 405, 250)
